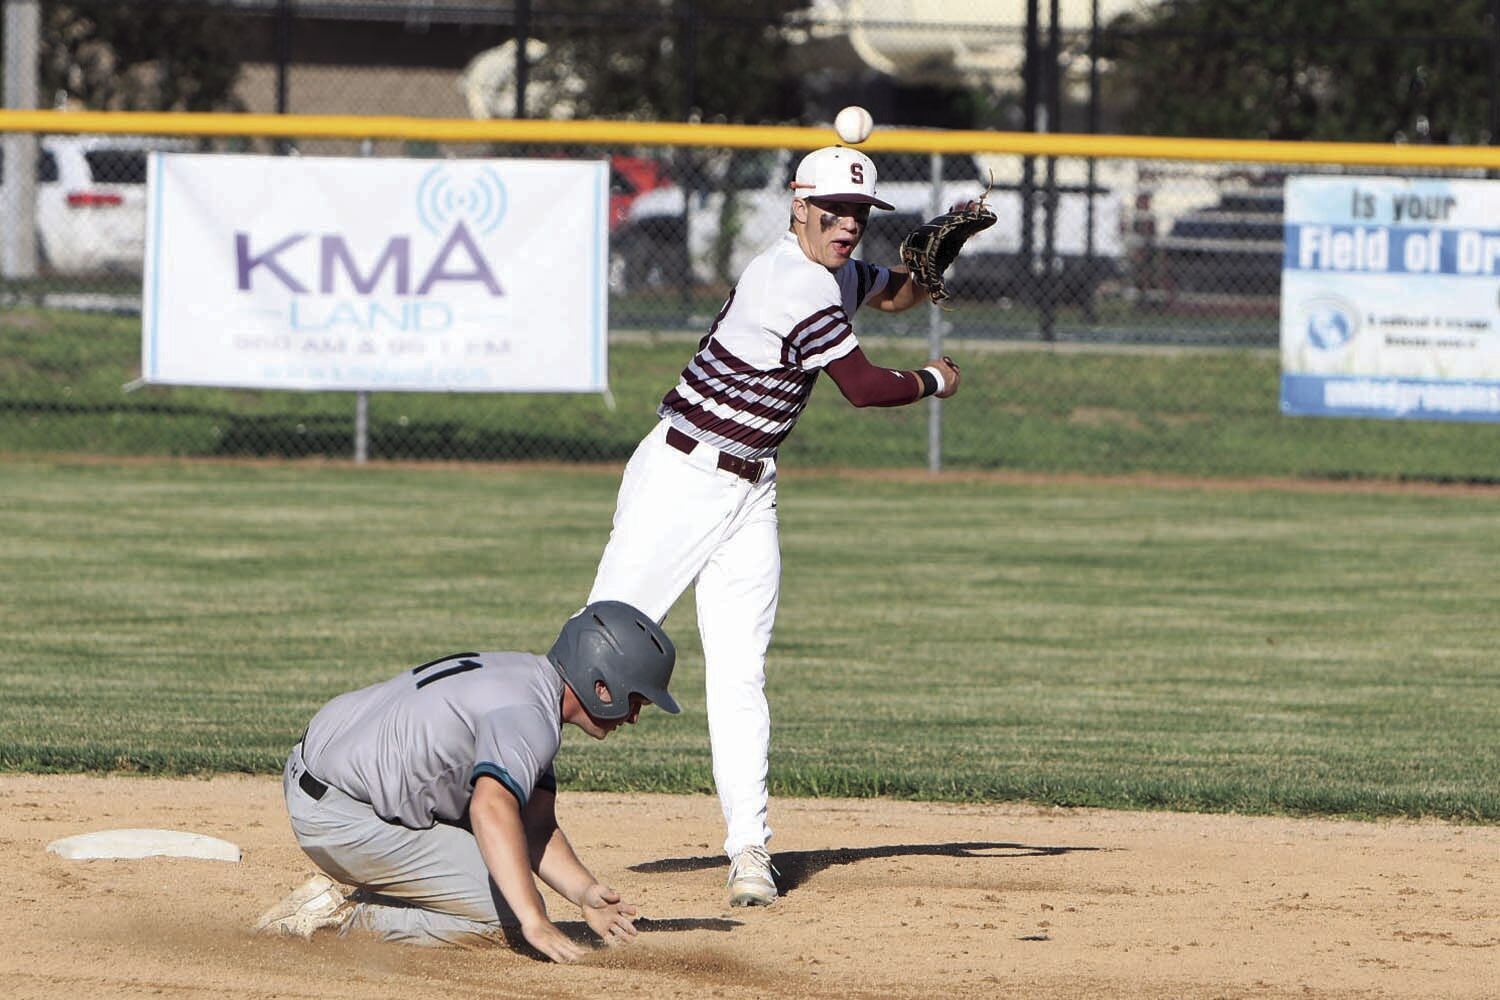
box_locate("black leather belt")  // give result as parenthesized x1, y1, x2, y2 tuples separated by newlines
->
(298, 768, 329, 800)
(665, 426, 764, 484)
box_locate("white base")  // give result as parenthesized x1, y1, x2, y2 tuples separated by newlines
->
(47, 828, 242, 862)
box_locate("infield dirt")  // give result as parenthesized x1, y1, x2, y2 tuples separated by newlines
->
(2, 773, 1495, 999)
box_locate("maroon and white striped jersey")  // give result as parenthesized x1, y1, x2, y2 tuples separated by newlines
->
(659, 232, 895, 460)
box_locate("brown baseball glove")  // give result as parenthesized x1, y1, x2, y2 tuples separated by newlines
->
(899, 196, 997, 303)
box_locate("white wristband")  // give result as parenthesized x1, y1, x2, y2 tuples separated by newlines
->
(922, 365, 948, 396)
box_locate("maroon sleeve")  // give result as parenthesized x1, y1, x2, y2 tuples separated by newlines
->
(825, 347, 922, 408)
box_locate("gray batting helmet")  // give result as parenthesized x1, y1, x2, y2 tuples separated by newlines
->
(548, 601, 680, 721)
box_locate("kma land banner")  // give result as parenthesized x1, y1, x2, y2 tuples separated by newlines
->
(1281, 175, 1500, 421)
(143, 154, 608, 392)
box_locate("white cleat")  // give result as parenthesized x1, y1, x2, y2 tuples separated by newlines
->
(727, 846, 779, 907)
(253, 874, 354, 939)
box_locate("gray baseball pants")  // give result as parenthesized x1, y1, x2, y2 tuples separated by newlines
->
(282, 742, 518, 947)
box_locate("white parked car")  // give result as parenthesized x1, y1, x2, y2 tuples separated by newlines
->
(611, 146, 1124, 304)
(2, 134, 190, 274)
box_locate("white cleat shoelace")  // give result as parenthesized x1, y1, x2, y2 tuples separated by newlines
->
(727, 845, 779, 907)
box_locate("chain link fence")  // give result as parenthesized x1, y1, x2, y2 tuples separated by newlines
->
(4, 1, 1500, 481)
(3, 128, 1497, 481)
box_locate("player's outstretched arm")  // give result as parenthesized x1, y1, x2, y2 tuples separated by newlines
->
(825, 348, 961, 406)
(470, 777, 586, 963)
(524, 788, 640, 946)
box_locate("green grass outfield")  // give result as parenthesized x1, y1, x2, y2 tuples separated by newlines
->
(3, 458, 1497, 821)
(5, 305, 1500, 480)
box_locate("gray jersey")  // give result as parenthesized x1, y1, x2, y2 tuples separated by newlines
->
(300, 651, 565, 830)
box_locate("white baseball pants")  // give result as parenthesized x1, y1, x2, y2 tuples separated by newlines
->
(588, 418, 781, 858)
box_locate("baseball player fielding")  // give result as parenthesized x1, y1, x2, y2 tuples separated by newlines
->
(834, 105, 874, 144)
(586, 143, 967, 911)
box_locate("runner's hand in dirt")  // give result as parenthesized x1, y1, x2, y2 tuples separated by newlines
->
(521, 915, 587, 963)
(580, 882, 640, 945)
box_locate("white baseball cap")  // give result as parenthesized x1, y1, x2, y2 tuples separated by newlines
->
(790, 146, 894, 211)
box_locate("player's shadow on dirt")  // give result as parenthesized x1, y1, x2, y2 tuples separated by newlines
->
(630, 841, 1100, 897)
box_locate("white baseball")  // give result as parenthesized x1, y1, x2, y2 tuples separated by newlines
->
(834, 105, 874, 145)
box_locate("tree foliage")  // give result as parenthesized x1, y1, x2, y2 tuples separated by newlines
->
(1102, 0, 1493, 142)
(539, 0, 807, 123)
(41, 0, 242, 112)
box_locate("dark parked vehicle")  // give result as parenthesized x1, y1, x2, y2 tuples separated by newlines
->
(1158, 180, 1284, 296)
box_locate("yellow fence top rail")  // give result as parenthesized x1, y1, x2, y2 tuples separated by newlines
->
(4, 109, 1500, 170)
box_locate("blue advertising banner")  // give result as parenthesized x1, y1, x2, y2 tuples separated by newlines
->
(1280, 176, 1500, 421)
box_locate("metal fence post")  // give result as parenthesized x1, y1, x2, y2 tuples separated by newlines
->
(354, 390, 369, 464)
(514, 0, 531, 119)
(353, 136, 374, 464)
(273, 0, 293, 156)
(1040, 0, 1061, 342)
(1492, 0, 1500, 160)
(927, 151, 944, 474)
(2, 0, 40, 280)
